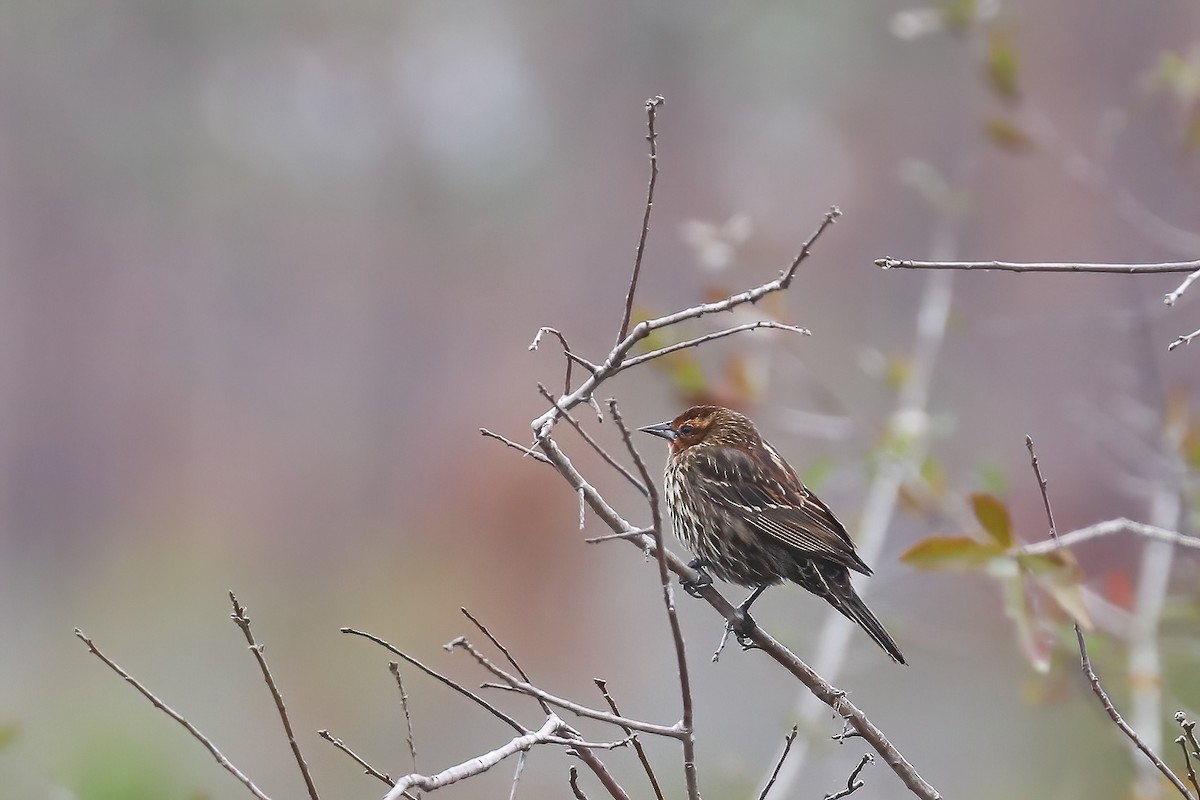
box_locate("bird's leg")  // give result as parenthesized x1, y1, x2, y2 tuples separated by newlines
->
(732, 585, 767, 648)
(681, 558, 714, 598)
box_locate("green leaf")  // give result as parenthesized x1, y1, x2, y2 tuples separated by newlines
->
(900, 536, 1006, 571)
(971, 492, 1013, 546)
(986, 29, 1020, 102)
(983, 116, 1034, 151)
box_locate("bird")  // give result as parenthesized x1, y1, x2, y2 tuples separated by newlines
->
(639, 404, 905, 664)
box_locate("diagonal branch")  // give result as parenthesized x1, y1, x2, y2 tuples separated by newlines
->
(229, 593, 320, 800)
(618, 321, 810, 371)
(75, 628, 273, 800)
(1025, 436, 1196, 800)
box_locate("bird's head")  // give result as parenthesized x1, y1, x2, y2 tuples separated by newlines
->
(638, 405, 758, 454)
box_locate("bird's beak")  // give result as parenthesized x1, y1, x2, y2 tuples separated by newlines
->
(638, 421, 677, 441)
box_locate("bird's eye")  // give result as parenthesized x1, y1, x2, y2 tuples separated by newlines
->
(678, 423, 696, 435)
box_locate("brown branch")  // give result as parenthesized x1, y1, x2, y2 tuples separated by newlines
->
(608, 399, 699, 800)
(228, 593, 320, 800)
(616, 96, 664, 344)
(340, 628, 525, 734)
(758, 726, 798, 800)
(594, 679, 665, 800)
(876, 258, 1200, 273)
(1025, 436, 1196, 800)
(824, 754, 873, 800)
(1178, 712, 1200, 798)
(568, 765, 591, 800)
(74, 628, 272, 800)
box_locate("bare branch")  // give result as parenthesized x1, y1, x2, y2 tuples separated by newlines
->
(480, 429, 552, 464)
(1165, 268, 1200, 306)
(608, 398, 698, 800)
(460, 608, 553, 718)
(757, 726, 798, 800)
(584, 527, 654, 545)
(383, 715, 561, 800)
(317, 729, 403, 792)
(594, 679, 665, 800)
(877, 258, 1200, 273)
(618, 321, 810, 371)
(389, 663, 420, 780)
(1025, 436, 1196, 800)
(1178, 712, 1200, 798)
(509, 751, 527, 800)
(824, 754, 873, 800)
(530, 327, 585, 394)
(341, 628, 525, 735)
(616, 96, 664, 344)
(229, 593, 320, 800)
(74, 628, 272, 800)
(1168, 328, 1200, 352)
(569, 766, 590, 800)
(536, 384, 648, 497)
(531, 205, 840, 438)
(449, 637, 685, 739)
(1014, 517, 1200, 555)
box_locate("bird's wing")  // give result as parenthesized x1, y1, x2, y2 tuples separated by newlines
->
(689, 443, 871, 574)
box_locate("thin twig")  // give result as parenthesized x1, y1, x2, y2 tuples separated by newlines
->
(228, 593, 320, 800)
(1025, 436, 1196, 800)
(531, 205, 840, 439)
(536, 384, 648, 497)
(449, 637, 685, 739)
(595, 679, 666, 800)
(530, 327, 580, 395)
(1014, 517, 1200, 555)
(460, 608, 553, 717)
(480, 429, 552, 464)
(1165, 268, 1200, 305)
(569, 766, 590, 800)
(341, 628, 525, 734)
(74, 628, 272, 800)
(317, 729, 404, 792)
(609, 399, 699, 800)
(1178, 712, 1200, 797)
(1168, 328, 1200, 352)
(758, 726, 798, 800)
(877, 258, 1200, 273)
(584, 527, 654, 544)
(616, 96, 664, 344)
(619, 321, 810, 371)
(509, 751, 527, 800)
(824, 754, 873, 800)
(389, 663, 420, 779)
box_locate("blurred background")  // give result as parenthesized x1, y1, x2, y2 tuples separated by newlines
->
(3, 1, 1200, 798)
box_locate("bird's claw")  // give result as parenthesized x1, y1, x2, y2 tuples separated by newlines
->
(731, 609, 759, 649)
(681, 559, 714, 598)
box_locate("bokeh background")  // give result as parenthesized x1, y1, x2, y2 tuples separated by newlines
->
(3, 1, 1200, 798)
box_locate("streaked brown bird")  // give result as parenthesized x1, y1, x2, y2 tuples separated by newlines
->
(640, 404, 905, 664)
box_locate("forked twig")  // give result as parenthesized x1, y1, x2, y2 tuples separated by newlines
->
(617, 96, 665, 344)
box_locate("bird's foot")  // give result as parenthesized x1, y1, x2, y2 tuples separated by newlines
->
(681, 559, 713, 598)
(731, 609, 759, 650)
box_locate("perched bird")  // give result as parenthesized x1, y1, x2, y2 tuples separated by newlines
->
(640, 405, 905, 664)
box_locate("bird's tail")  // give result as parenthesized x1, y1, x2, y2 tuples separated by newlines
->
(823, 567, 906, 664)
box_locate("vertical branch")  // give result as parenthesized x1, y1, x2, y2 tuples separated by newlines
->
(616, 96, 664, 345)
(1025, 438, 1195, 800)
(608, 399, 699, 800)
(228, 593, 321, 800)
(389, 663, 420, 783)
